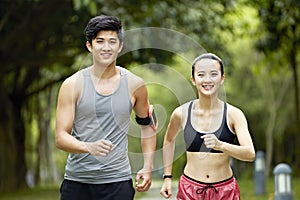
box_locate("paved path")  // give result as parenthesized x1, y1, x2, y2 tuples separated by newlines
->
(135, 180, 178, 200)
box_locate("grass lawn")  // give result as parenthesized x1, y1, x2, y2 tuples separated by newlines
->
(0, 177, 299, 199)
(239, 177, 299, 200)
(0, 185, 60, 200)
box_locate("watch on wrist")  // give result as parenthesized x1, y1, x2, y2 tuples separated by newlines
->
(163, 174, 172, 179)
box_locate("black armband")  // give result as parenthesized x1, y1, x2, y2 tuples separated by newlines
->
(135, 115, 152, 125)
(135, 109, 157, 127)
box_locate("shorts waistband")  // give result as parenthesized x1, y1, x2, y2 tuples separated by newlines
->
(183, 174, 234, 186)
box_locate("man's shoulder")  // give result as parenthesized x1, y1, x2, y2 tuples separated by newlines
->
(119, 66, 144, 85)
(61, 68, 86, 88)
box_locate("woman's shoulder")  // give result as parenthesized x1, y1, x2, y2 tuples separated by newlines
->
(226, 102, 247, 121)
(174, 100, 193, 113)
(171, 100, 194, 126)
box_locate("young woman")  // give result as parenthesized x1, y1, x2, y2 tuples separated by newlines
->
(160, 53, 255, 200)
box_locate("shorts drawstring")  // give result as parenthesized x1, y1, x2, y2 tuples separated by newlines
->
(196, 185, 218, 200)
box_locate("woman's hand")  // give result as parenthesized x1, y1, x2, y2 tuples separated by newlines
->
(160, 178, 173, 199)
(201, 134, 223, 150)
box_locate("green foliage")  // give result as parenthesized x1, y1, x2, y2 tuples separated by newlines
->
(0, 0, 93, 98)
(255, 0, 300, 52)
(252, 0, 300, 172)
(73, 0, 97, 15)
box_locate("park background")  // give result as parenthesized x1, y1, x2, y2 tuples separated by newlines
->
(0, 0, 299, 199)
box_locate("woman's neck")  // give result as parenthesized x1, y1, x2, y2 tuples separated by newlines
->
(196, 95, 221, 111)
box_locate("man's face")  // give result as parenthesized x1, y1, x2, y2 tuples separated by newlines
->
(86, 30, 123, 67)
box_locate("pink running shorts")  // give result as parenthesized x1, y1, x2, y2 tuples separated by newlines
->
(177, 174, 240, 200)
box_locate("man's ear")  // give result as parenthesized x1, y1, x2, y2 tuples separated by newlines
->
(86, 41, 92, 52)
(118, 42, 123, 53)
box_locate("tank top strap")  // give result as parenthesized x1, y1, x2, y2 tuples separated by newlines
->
(118, 67, 129, 95)
(221, 102, 227, 126)
(82, 66, 126, 78)
(119, 67, 127, 76)
(185, 101, 227, 131)
(82, 66, 91, 77)
(185, 101, 194, 128)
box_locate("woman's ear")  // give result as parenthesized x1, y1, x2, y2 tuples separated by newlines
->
(190, 76, 196, 86)
(220, 75, 225, 85)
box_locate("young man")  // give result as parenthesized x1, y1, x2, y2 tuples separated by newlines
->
(160, 53, 255, 199)
(55, 15, 156, 200)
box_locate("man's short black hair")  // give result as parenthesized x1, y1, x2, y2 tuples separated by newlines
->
(84, 15, 123, 44)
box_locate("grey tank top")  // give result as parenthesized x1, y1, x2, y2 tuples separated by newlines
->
(64, 66, 133, 184)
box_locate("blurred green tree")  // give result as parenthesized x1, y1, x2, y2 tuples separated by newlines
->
(254, 0, 300, 173)
(0, 0, 92, 191)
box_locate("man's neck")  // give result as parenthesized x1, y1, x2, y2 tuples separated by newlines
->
(91, 62, 118, 79)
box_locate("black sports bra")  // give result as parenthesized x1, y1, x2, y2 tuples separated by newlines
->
(184, 101, 236, 153)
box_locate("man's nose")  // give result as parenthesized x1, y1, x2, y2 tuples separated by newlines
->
(102, 41, 110, 49)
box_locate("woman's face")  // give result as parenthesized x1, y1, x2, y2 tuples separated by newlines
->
(191, 58, 225, 96)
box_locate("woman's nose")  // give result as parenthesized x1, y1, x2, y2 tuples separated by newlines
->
(204, 75, 212, 82)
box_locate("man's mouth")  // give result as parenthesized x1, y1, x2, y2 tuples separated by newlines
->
(101, 53, 112, 58)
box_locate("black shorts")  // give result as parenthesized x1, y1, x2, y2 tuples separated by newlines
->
(60, 179, 135, 200)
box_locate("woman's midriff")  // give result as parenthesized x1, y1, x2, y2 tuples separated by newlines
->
(184, 151, 233, 183)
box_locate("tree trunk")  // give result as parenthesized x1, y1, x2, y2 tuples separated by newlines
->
(265, 106, 275, 177)
(35, 87, 59, 185)
(290, 25, 300, 171)
(264, 74, 275, 178)
(0, 90, 27, 192)
(262, 68, 291, 177)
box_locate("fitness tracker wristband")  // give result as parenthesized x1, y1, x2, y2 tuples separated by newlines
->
(163, 174, 172, 179)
